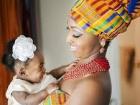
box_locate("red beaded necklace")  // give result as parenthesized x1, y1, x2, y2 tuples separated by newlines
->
(63, 57, 110, 80)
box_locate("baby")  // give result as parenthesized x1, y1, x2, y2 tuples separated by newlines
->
(2, 35, 58, 105)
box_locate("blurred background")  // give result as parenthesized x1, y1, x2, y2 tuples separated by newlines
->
(0, 0, 140, 105)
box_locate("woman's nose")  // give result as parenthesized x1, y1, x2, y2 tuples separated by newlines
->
(66, 31, 74, 44)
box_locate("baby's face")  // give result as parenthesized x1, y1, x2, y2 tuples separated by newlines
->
(24, 53, 46, 83)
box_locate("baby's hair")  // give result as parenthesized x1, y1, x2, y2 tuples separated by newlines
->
(2, 38, 38, 72)
(2, 40, 16, 72)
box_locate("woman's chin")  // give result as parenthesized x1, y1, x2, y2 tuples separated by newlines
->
(73, 53, 81, 59)
(73, 53, 90, 59)
(71, 51, 85, 59)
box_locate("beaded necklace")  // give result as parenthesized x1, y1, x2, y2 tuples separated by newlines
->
(63, 56, 110, 80)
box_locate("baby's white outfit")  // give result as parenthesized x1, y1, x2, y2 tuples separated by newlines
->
(6, 74, 56, 105)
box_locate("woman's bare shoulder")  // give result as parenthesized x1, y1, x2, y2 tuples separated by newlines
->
(81, 72, 111, 95)
(66, 73, 111, 105)
(78, 73, 110, 92)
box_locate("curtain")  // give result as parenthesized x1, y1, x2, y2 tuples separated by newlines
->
(0, 0, 22, 104)
(0, 0, 38, 104)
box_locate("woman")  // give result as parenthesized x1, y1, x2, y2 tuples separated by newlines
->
(47, 0, 140, 105)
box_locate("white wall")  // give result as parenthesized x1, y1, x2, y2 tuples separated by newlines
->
(39, 0, 121, 104)
(107, 39, 121, 105)
(39, 0, 75, 70)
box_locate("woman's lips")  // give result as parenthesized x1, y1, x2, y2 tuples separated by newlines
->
(70, 46, 77, 51)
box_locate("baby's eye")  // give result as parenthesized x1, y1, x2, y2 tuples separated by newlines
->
(40, 62, 44, 68)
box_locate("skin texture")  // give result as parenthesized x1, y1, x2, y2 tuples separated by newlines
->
(51, 17, 112, 105)
(12, 52, 58, 105)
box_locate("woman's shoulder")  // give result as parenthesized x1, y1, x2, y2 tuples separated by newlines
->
(80, 71, 111, 90)
(67, 73, 111, 105)
(65, 74, 111, 105)
(76, 72, 111, 99)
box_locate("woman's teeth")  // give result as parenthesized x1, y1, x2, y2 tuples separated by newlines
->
(70, 46, 77, 51)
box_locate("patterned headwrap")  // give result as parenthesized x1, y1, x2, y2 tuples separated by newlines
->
(70, 0, 140, 40)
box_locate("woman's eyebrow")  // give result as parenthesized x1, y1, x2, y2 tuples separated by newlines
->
(66, 26, 79, 30)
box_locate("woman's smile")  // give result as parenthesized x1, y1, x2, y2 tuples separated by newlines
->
(69, 45, 78, 51)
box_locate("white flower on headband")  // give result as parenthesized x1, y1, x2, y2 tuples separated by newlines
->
(12, 35, 37, 62)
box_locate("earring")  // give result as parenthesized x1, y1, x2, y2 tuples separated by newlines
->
(100, 47, 105, 54)
(100, 39, 106, 54)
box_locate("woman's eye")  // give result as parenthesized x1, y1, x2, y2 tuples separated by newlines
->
(72, 32, 82, 38)
(72, 34, 81, 38)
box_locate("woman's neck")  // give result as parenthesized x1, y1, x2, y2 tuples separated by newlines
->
(78, 51, 105, 64)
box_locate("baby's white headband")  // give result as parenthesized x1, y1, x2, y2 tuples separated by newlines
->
(12, 35, 36, 62)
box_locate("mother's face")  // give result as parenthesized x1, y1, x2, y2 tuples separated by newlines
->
(66, 17, 101, 59)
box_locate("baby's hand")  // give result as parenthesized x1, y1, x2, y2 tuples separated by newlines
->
(46, 83, 59, 94)
(65, 59, 79, 72)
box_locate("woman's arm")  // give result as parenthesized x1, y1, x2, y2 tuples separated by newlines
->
(65, 76, 110, 105)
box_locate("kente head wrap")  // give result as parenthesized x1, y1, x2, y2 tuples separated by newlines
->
(70, 0, 140, 40)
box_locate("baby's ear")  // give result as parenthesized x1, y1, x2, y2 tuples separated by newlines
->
(14, 61, 26, 76)
(18, 68, 26, 76)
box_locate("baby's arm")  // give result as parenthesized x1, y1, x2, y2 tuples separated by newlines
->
(49, 60, 79, 79)
(12, 89, 48, 105)
(12, 83, 58, 105)
(49, 65, 68, 79)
